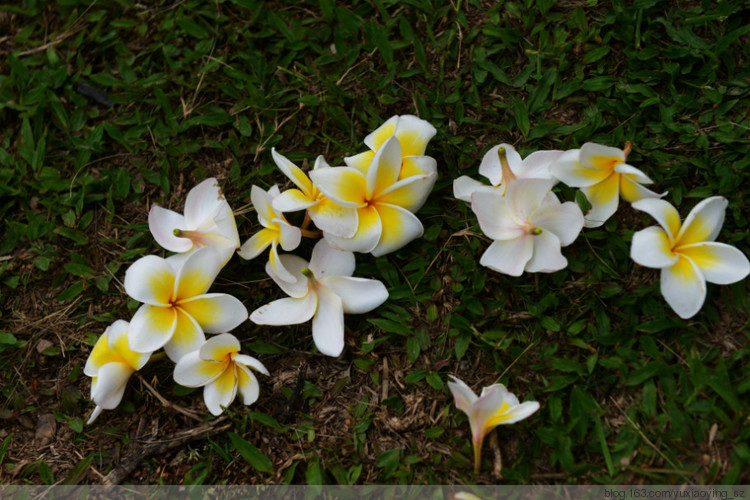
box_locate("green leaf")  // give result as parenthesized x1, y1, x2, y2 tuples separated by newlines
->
(60, 454, 92, 485)
(229, 432, 273, 472)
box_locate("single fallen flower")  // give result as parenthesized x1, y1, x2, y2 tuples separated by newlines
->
(250, 239, 388, 357)
(173, 333, 268, 416)
(630, 196, 750, 319)
(448, 375, 540, 473)
(85, 320, 152, 424)
(124, 246, 248, 361)
(148, 177, 240, 266)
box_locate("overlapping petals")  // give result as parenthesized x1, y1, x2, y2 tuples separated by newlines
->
(250, 240, 388, 357)
(84, 320, 152, 424)
(173, 333, 269, 416)
(448, 375, 540, 473)
(630, 196, 750, 319)
(471, 178, 584, 276)
(550, 142, 664, 227)
(124, 247, 248, 361)
(148, 177, 240, 266)
(237, 185, 302, 282)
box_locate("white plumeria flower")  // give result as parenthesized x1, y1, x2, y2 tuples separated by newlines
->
(345, 114, 438, 180)
(174, 333, 269, 416)
(470, 178, 584, 276)
(124, 246, 248, 362)
(269, 149, 358, 238)
(448, 375, 540, 473)
(84, 320, 151, 424)
(630, 196, 750, 319)
(549, 142, 664, 227)
(148, 177, 240, 266)
(237, 185, 302, 282)
(310, 136, 435, 256)
(250, 240, 389, 357)
(454, 144, 561, 202)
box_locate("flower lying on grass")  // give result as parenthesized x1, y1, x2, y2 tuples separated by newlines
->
(448, 375, 540, 473)
(85, 320, 151, 424)
(630, 196, 750, 319)
(124, 247, 248, 362)
(173, 333, 269, 416)
(250, 240, 388, 357)
(148, 177, 240, 266)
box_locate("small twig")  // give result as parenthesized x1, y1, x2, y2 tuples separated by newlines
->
(489, 430, 503, 479)
(136, 374, 204, 423)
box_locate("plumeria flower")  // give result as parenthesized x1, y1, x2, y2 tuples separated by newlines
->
(269, 149, 358, 238)
(454, 144, 561, 202)
(148, 177, 240, 266)
(630, 196, 750, 319)
(174, 333, 269, 416)
(85, 320, 151, 424)
(345, 114, 438, 180)
(448, 375, 540, 473)
(124, 246, 248, 362)
(471, 178, 584, 276)
(310, 136, 435, 256)
(250, 240, 388, 357)
(237, 185, 302, 282)
(550, 142, 664, 227)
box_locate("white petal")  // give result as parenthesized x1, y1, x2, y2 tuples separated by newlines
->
(364, 115, 399, 151)
(661, 256, 707, 319)
(271, 148, 313, 195)
(177, 294, 248, 334)
(173, 350, 226, 387)
(272, 189, 317, 213)
(320, 276, 389, 313)
(479, 144, 521, 186)
(447, 375, 478, 414)
(276, 219, 301, 251)
(620, 175, 666, 204)
(312, 287, 345, 357)
(250, 294, 317, 326)
(531, 200, 584, 246)
(470, 190, 523, 240)
(343, 150, 374, 174)
(236, 364, 260, 405)
(148, 207, 193, 253)
(614, 163, 653, 184)
(268, 242, 297, 283)
(309, 167, 368, 208)
(124, 255, 175, 306)
(500, 400, 541, 424)
(184, 178, 224, 229)
(453, 176, 489, 203)
(163, 308, 206, 362)
(580, 173, 620, 228)
(308, 199, 359, 238)
(549, 149, 610, 188)
(90, 362, 134, 410)
(525, 231, 567, 273)
(579, 142, 625, 167)
(233, 354, 270, 376)
(309, 239, 356, 278)
(678, 242, 750, 285)
(631, 198, 682, 241)
(507, 178, 557, 223)
(250, 185, 277, 225)
(392, 114, 437, 156)
(630, 226, 678, 269)
(518, 150, 562, 180)
(376, 171, 437, 213)
(128, 304, 177, 353)
(174, 246, 224, 300)
(199, 333, 240, 361)
(203, 367, 237, 416)
(86, 406, 104, 425)
(237, 228, 276, 260)
(479, 236, 534, 277)
(265, 254, 309, 298)
(676, 196, 727, 246)
(324, 205, 382, 254)
(367, 136, 402, 199)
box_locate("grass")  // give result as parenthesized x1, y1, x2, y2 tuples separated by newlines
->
(1, 0, 750, 486)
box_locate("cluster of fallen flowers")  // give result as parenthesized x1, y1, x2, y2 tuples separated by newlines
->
(84, 114, 750, 475)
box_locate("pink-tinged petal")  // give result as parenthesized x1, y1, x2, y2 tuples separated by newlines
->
(312, 286, 345, 357)
(487, 400, 540, 426)
(173, 350, 227, 387)
(614, 163, 653, 184)
(631, 226, 679, 269)
(371, 203, 424, 257)
(250, 294, 317, 326)
(507, 178, 557, 224)
(178, 294, 248, 333)
(236, 364, 260, 405)
(525, 231, 567, 273)
(184, 178, 224, 229)
(309, 239, 355, 278)
(478, 144, 522, 187)
(364, 115, 399, 151)
(661, 255, 707, 319)
(393, 115, 437, 157)
(447, 375, 479, 414)
(471, 385, 516, 440)
(268, 241, 297, 283)
(678, 242, 750, 285)
(324, 205, 382, 254)
(619, 175, 665, 203)
(237, 228, 276, 260)
(377, 172, 437, 213)
(233, 354, 270, 376)
(276, 219, 302, 251)
(309, 198, 359, 239)
(309, 167, 368, 208)
(549, 149, 610, 188)
(271, 148, 313, 196)
(453, 176, 490, 203)
(199, 333, 240, 361)
(320, 276, 388, 313)
(480, 236, 534, 277)
(203, 366, 237, 416)
(368, 136, 402, 199)
(250, 185, 276, 225)
(149, 206, 193, 253)
(174, 246, 223, 301)
(518, 150, 562, 180)
(470, 190, 523, 241)
(128, 304, 177, 353)
(163, 308, 206, 362)
(676, 196, 727, 246)
(266, 254, 308, 298)
(343, 150, 374, 174)
(579, 142, 624, 171)
(124, 255, 175, 306)
(90, 362, 134, 410)
(580, 173, 620, 228)
(399, 155, 437, 179)
(272, 189, 317, 213)
(631, 198, 681, 240)
(532, 200, 584, 246)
